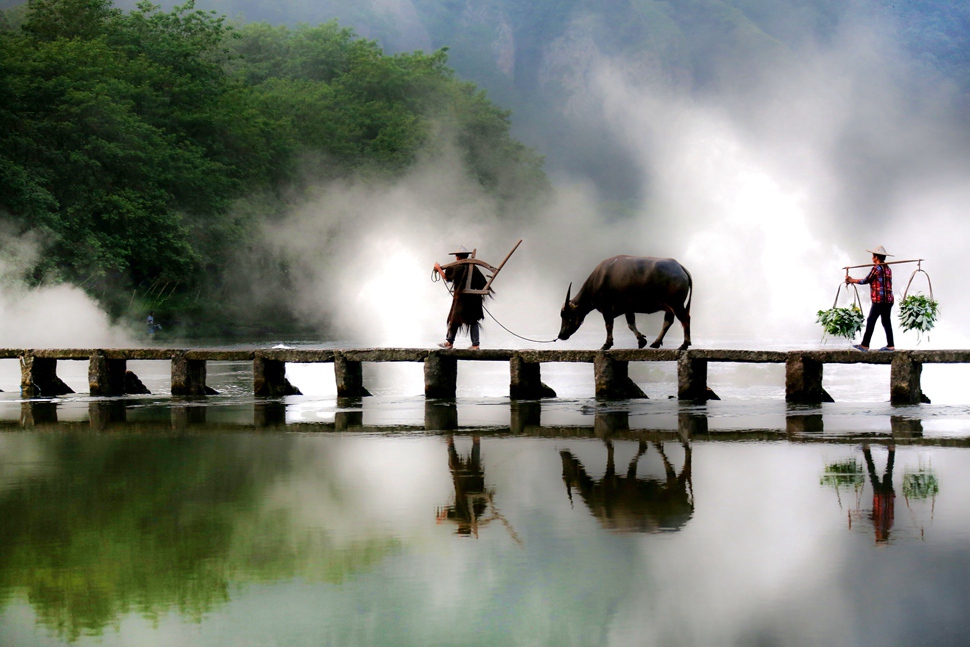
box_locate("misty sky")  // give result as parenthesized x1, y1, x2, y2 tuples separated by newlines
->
(4, 0, 969, 348)
(242, 0, 970, 348)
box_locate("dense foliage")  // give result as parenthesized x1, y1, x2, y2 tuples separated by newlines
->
(0, 0, 547, 333)
(135, 0, 970, 203)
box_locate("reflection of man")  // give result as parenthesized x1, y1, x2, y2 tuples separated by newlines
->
(863, 444, 895, 544)
(437, 435, 488, 536)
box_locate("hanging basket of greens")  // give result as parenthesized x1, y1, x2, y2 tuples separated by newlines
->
(898, 266, 938, 342)
(817, 283, 864, 341)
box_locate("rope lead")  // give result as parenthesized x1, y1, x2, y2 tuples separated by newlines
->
(483, 304, 558, 344)
(435, 273, 557, 344)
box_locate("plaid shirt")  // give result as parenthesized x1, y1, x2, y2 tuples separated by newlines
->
(859, 264, 894, 304)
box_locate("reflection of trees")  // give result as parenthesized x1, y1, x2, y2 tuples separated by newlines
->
(0, 436, 395, 642)
(560, 441, 693, 533)
(436, 436, 521, 543)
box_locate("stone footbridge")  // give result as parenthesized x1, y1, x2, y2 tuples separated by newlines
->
(7, 347, 967, 404)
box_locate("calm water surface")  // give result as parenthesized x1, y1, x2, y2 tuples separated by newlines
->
(1, 344, 970, 646)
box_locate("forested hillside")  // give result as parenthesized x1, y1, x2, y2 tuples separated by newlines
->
(0, 0, 547, 334)
(87, 0, 970, 202)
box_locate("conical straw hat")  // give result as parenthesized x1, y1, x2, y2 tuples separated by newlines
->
(866, 245, 893, 257)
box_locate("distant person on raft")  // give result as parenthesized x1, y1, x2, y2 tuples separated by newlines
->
(846, 245, 895, 352)
(434, 246, 487, 350)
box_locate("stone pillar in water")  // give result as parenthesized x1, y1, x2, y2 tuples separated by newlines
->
(891, 351, 926, 404)
(594, 353, 647, 399)
(677, 353, 709, 400)
(785, 353, 833, 404)
(21, 355, 74, 398)
(253, 354, 301, 397)
(171, 352, 208, 396)
(509, 355, 556, 399)
(424, 351, 457, 399)
(254, 356, 284, 397)
(89, 352, 127, 396)
(334, 353, 370, 398)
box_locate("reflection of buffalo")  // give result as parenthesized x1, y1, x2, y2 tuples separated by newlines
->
(561, 440, 693, 532)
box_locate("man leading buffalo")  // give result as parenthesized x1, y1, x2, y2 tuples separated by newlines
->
(434, 246, 487, 349)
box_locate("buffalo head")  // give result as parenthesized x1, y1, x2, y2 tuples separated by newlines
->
(558, 283, 586, 340)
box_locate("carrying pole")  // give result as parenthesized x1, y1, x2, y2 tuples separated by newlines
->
(842, 258, 924, 270)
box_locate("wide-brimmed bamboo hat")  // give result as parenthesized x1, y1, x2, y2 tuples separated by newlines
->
(450, 245, 471, 256)
(866, 245, 893, 257)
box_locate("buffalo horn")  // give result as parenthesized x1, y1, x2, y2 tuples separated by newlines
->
(564, 282, 572, 308)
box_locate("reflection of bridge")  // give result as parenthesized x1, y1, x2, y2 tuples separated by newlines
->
(13, 399, 970, 448)
(9, 347, 970, 403)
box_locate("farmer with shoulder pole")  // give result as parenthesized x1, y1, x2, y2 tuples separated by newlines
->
(845, 245, 895, 352)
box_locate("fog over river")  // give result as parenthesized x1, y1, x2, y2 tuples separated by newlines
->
(3, 0, 970, 644)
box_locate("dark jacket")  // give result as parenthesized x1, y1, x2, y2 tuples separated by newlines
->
(444, 263, 487, 327)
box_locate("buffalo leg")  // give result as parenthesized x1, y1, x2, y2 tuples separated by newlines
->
(655, 442, 677, 480)
(625, 313, 648, 348)
(650, 309, 676, 348)
(626, 440, 649, 478)
(675, 303, 692, 351)
(602, 313, 614, 350)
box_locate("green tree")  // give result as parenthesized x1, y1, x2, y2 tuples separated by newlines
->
(0, 0, 547, 332)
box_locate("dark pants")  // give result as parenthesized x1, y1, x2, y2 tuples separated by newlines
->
(447, 322, 479, 346)
(862, 302, 894, 348)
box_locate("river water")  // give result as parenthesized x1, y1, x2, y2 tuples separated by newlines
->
(1, 336, 970, 646)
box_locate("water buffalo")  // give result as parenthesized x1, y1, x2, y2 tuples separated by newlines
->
(558, 255, 692, 350)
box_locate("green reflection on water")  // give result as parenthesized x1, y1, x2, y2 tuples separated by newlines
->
(0, 434, 397, 642)
(820, 459, 866, 490)
(903, 466, 940, 500)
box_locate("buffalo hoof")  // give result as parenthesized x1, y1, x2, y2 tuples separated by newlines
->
(600, 342, 614, 351)
(678, 342, 691, 351)
(649, 341, 662, 349)
(638, 337, 648, 349)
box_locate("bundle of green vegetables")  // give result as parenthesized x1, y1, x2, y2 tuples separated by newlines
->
(898, 294, 939, 340)
(898, 267, 938, 342)
(817, 283, 865, 341)
(816, 304, 865, 340)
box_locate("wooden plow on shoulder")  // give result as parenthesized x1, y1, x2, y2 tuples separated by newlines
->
(440, 239, 522, 296)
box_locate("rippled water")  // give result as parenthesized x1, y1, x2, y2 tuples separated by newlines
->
(2, 345, 970, 646)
